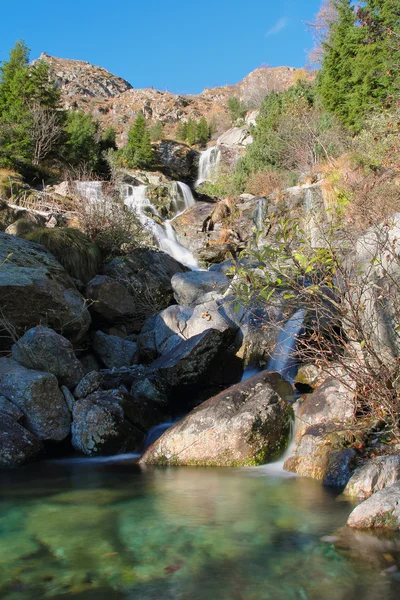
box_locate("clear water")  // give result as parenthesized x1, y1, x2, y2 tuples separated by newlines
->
(1, 460, 399, 599)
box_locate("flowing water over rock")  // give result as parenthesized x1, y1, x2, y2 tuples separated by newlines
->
(267, 308, 306, 386)
(122, 184, 199, 269)
(1, 460, 399, 599)
(196, 146, 221, 187)
(74, 180, 104, 202)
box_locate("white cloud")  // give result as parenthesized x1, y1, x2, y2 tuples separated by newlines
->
(266, 17, 288, 38)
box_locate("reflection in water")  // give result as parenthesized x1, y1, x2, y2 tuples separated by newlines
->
(0, 461, 399, 599)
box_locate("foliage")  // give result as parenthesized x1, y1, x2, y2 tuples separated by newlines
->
(198, 164, 245, 199)
(176, 117, 211, 146)
(64, 111, 100, 170)
(99, 127, 117, 152)
(149, 120, 164, 141)
(24, 227, 102, 283)
(124, 113, 154, 169)
(245, 168, 294, 197)
(227, 96, 247, 123)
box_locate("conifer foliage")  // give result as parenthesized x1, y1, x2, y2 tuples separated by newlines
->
(124, 112, 154, 169)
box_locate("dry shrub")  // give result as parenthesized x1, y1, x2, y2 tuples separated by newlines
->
(0, 169, 24, 200)
(246, 169, 292, 197)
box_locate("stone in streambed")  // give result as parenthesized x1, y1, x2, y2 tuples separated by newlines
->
(139, 371, 292, 466)
(0, 413, 43, 467)
(343, 455, 400, 500)
(347, 482, 400, 530)
(171, 270, 230, 306)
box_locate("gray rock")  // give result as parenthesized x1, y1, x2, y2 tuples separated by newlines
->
(347, 482, 400, 530)
(0, 358, 70, 441)
(344, 455, 400, 499)
(92, 331, 139, 369)
(71, 390, 144, 456)
(139, 371, 292, 466)
(171, 270, 230, 306)
(79, 352, 102, 375)
(0, 396, 23, 422)
(0, 413, 43, 467)
(85, 275, 136, 324)
(184, 299, 239, 338)
(156, 140, 199, 180)
(12, 326, 84, 389)
(0, 232, 90, 350)
(61, 385, 75, 412)
(73, 371, 103, 399)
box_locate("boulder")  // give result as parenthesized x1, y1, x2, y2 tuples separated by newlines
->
(148, 327, 243, 403)
(73, 370, 103, 399)
(138, 305, 193, 362)
(92, 330, 139, 369)
(0, 396, 23, 422)
(0, 358, 71, 441)
(343, 455, 400, 500)
(71, 390, 144, 456)
(171, 270, 230, 306)
(347, 482, 400, 530)
(85, 275, 137, 325)
(0, 232, 90, 350)
(156, 140, 199, 180)
(0, 413, 43, 467)
(139, 371, 292, 466)
(217, 126, 253, 148)
(11, 326, 84, 389)
(102, 248, 188, 331)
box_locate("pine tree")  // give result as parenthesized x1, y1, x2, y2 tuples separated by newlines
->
(185, 118, 198, 146)
(64, 111, 100, 169)
(124, 112, 154, 168)
(176, 121, 188, 141)
(196, 117, 210, 146)
(149, 120, 164, 141)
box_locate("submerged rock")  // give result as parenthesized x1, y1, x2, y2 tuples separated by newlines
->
(0, 232, 90, 350)
(347, 482, 400, 530)
(0, 413, 43, 467)
(139, 371, 292, 466)
(0, 358, 71, 441)
(343, 455, 400, 500)
(11, 326, 84, 389)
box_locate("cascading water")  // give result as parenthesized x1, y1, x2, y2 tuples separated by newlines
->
(196, 146, 221, 187)
(176, 181, 195, 211)
(267, 308, 306, 386)
(255, 197, 264, 232)
(75, 181, 103, 203)
(122, 184, 199, 269)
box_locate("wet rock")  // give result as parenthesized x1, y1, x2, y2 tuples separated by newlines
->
(171, 270, 230, 306)
(92, 330, 139, 369)
(102, 248, 188, 331)
(85, 274, 137, 325)
(72, 390, 144, 456)
(0, 232, 90, 350)
(11, 326, 84, 389)
(139, 371, 292, 466)
(343, 455, 400, 499)
(347, 482, 400, 530)
(148, 327, 243, 402)
(0, 413, 43, 467)
(73, 371, 103, 399)
(284, 424, 357, 486)
(0, 358, 70, 441)
(0, 396, 23, 422)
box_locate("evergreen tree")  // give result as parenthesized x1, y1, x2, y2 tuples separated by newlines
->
(64, 111, 100, 169)
(227, 96, 247, 123)
(176, 121, 188, 141)
(185, 118, 198, 146)
(100, 126, 117, 152)
(149, 120, 164, 141)
(124, 112, 154, 168)
(196, 117, 210, 146)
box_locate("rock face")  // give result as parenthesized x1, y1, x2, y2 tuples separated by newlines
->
(140, 371, 292, 466)
(92, 331, 139, 369)
(11, 326, 84, 389)
(284, 376, 357, 485)
(148, 327, 243, 402)
(156, 140, 199, 181)
(0, 413, 43, 467)
(0, 232, 91, 350)
(347, 482, 400, 530)
(102, 248, 188, 331)
(217, 126, 253, 148)
(71, 390, 144, 456)
(171, 270, 230, 306)
(343, 455, 400, 499)
(0, 358, 71, 441)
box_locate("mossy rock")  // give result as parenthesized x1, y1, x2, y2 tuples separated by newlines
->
(24, 227, 102, 284)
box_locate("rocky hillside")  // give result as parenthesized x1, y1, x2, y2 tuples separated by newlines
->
(36, 54, 314, 143)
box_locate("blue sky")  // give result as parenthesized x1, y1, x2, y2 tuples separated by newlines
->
(1, 0, 322, 94)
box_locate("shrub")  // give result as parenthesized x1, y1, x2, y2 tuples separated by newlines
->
(24, 227, 102, 283)
(245, 169, 293, 197)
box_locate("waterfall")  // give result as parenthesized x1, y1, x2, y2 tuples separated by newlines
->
(144, 421, 178, 449)
(267, 309, 306, 386)
(255, 197, 264, 232)
(196, 146, 221, 187)
(75, 181, 103, 203)
(122, 184, 199, 269)
(176, 182, 195, 211)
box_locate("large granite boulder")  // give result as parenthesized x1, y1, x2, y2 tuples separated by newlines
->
(343, 455, 400, 500)
(0, 232, 90, 350)
(85, 274, 137, 326)
(139, 371, 292, 466)
(0, 358, 71, 441)
(347, 482, 400, 530)
(11, 326, 84, 389)
(71, 390, 144, 456)
(102, 248, 188, 331)
(0, 413, 43, 467)
(148, 327, 243, 404)
(171, 270, 230, 306)
(92, 331, 139, 369)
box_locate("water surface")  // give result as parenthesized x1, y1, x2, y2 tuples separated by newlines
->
(1, 458, 399, 599)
